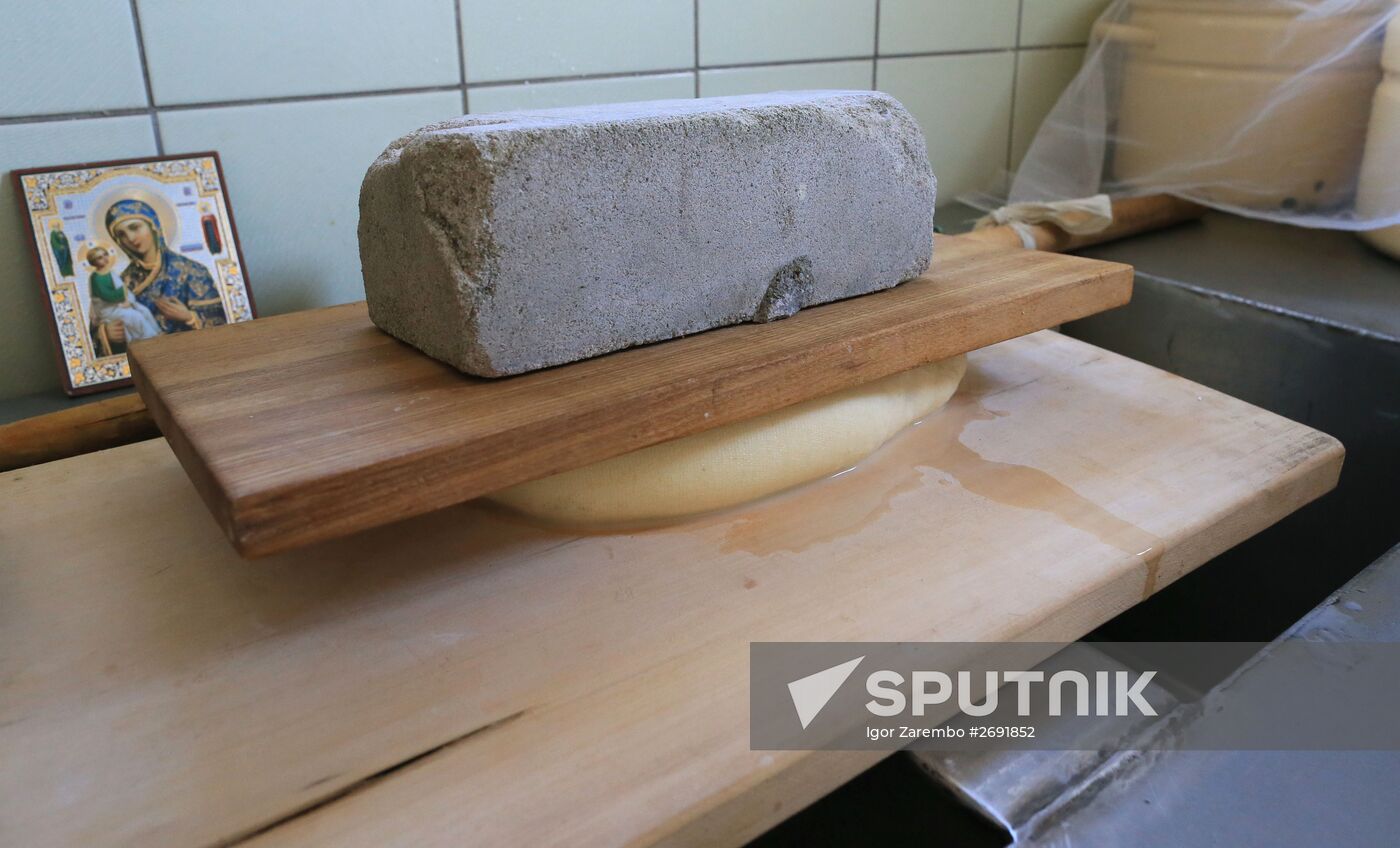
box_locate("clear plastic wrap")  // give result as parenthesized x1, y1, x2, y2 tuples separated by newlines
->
(1003, 0, 1400, 231)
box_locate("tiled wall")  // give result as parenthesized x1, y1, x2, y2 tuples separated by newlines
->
(0, 0, 1105, 400)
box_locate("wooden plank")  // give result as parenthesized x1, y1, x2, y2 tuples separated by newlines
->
(0, 393, 157, 472)
(0, 332, 1342, 848)
(128, 236, 1132, 557)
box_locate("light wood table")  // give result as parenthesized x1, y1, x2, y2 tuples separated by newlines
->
(0, 331, 1342, 847)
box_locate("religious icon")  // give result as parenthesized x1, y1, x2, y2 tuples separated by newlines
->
(49, 219, 74, 277)
(13, 152, 255, 395)
(200, 202, 223, 255)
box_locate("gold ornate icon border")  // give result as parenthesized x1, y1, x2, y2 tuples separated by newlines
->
(20, 156, 254, 390)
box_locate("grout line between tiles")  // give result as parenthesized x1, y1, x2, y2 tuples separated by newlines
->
(693, 0, 701, 97)
(0, 108, 153, 127)
(1007, 0, 1025, 176)
(871, 0, 881, 89)
(453, 0, 470, 113)
(0, 45, 1093, 125)
(699, 57, 867, 73)
(1018, 41, 1092, 52)
(157, 84, 468, 112)
(878, 46, 1018, 60)
(126, 0, 163, 154)
(466, 66, 698, 90)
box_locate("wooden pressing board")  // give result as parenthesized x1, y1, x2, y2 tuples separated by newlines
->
(128, 236, 1133, 557)
(0, 330, 1343, 847)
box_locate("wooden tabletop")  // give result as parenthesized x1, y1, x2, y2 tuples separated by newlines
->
(0, 331, 1341, 847)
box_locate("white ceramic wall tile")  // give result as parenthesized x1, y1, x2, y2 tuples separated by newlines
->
(469, 73, 694, 113)
(137, 0, 460, 105)
(2, 0, 1100, 403)
(158, 92, 460, 317)
(699, 60, 871, 97)
(0, 2, 147, 116)
(1020, 0, 1110, 46)
(699, 0, 876, 66)
(878, 53, 1015, 207)
(0, 117, 158, 398)
(462, 0, 693, 83)
(1012, 47, 1086, 167)
(878, 0, 1019, 55)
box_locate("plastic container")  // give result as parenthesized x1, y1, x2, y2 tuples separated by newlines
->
(1358, 5, 1400, 256)
(1107, 0, 1382, 210)
(1006, 0, 1400, 231)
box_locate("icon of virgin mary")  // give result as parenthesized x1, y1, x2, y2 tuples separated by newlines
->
(103, 198, 227, 340)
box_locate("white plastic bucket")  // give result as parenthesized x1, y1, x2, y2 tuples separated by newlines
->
(1101, 0, 1385, 211)
(1358, 6, 1400, 257)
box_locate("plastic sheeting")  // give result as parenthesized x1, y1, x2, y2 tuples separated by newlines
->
(1001, 0, 1400, 231)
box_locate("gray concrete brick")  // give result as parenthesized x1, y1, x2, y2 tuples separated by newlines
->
(359, 90, 935, 376)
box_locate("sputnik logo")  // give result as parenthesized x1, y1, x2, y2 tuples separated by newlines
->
(787, 656, 865, 729)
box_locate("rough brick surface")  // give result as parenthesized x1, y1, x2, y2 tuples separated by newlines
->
(359, 90, 935, 377)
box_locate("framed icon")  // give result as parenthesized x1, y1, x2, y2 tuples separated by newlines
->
(13, 152, 255, 395)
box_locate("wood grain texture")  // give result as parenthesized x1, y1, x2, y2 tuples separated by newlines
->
(129, 236, 1133, 557)
(0, 393, 157, 472)
(0, 332, 1342, 848)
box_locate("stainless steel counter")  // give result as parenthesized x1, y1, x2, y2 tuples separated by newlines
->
(1066, 211, 1400, 642)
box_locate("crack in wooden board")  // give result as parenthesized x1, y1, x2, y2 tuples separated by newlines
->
(1, 331, 1343, 848)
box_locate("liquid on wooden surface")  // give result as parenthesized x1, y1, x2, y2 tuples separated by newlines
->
(488, 360, 1165, 596)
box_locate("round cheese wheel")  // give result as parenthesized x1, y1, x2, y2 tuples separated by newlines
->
(486, 355, 966, 527)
